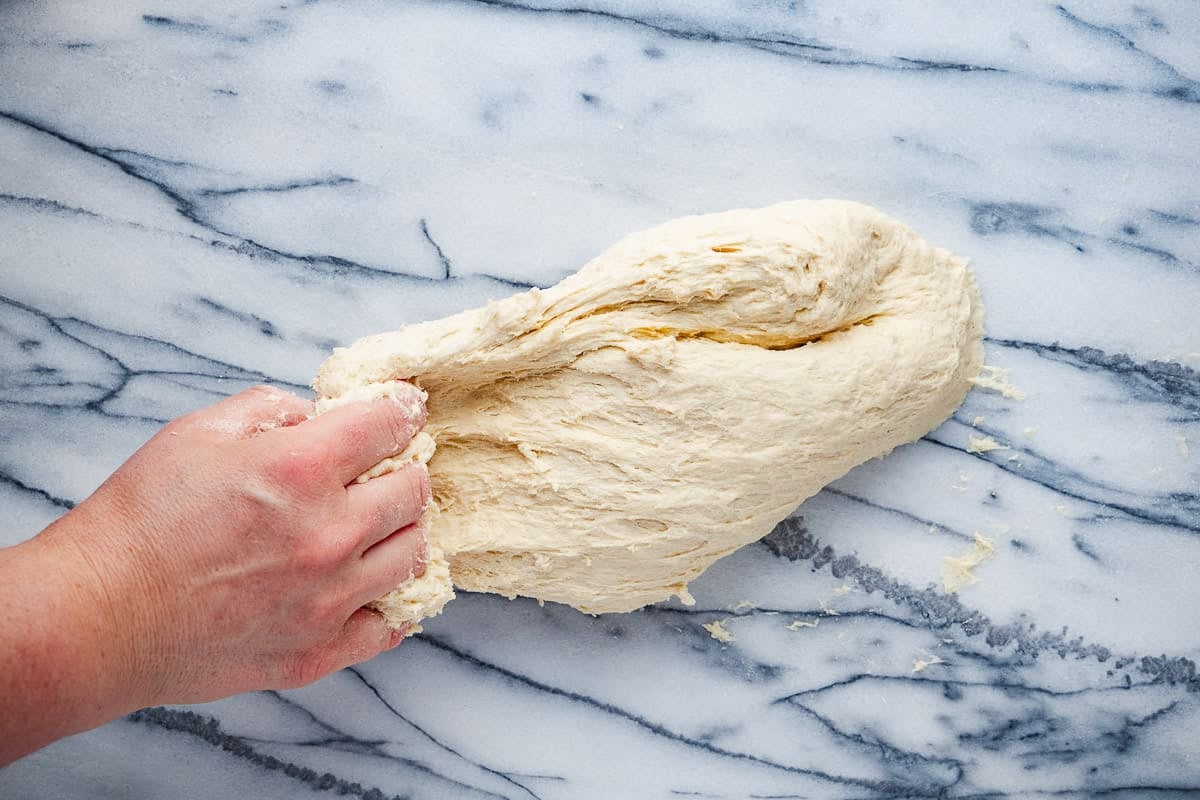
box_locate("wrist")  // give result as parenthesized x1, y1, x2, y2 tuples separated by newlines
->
(26, 509, 161, 716)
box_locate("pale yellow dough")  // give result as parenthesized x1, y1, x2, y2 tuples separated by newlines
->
(315, 200, 984, 628)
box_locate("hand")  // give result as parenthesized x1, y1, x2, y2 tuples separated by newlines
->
(1, 383, 430, 763)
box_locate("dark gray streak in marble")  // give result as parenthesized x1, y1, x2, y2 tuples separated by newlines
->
(760, 516, 1200, 695)
(0, 470, 75, 510)
(1149, 209, 1200, 228)
(824, 486, 978, 543)
(461, 0, 1199, 106)
(128, 707, 414, 800)
(1070, 531, 1104, 563)
(131, 682, 531, 800)
(419, 218, 454, 281)
(969, 202, 1088, 253)
(971, 201, 1197, 269)
(990, 338, 1200, 414)
(196, 297, 281, 339)
(462, 0, 999, 74)
(140, 12, 290, 45)
(925, 340, 1200, 532)
(923, 432, 1197, 533)
(0, 293, 296, 408)
(417, 633, 879, 792)
(779, 698, 962, 793)
(0, 110, 532, 287)
(0, 192, 105, 222)
(344, 667, 547, 800)
(1055, 5, 1200, 104)
(196, 176, 357, 198)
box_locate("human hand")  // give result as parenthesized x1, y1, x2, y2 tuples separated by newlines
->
(33, 383, 430, 710)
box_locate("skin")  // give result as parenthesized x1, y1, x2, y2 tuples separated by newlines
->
(0, 383, 431, 766)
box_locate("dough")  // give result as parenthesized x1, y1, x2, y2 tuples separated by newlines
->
(315, 200, 984, 627)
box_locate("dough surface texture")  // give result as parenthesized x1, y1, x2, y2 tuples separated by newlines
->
(315, 200, 984, 628)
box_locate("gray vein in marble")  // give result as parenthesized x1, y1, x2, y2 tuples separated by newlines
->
(921, 434, 1197, 534)
(924, 339, 1200, 533)
(823, 487, 978, 544)
(0, 470, 75, 511)
(195, 175, 358, 199)
(420, 218, 455, 282)
(128, 707, 418, 800)
(129, 686, 544, 799)
(0, 110, 534, 288)
(969, 202, 1198, 269)
(1054, 5, 1200, 103)
(343, 667, 546, 800)
(455, 0, 1199, 104)
(0, 292, 297, 423)
(415, 633, 883, 793)
(989, 338, 1200, 414)
(138, 13, 290, 45)
(758, 517, 1197, 694)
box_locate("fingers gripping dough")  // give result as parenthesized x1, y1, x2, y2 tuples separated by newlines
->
(315, 200, 984, 628)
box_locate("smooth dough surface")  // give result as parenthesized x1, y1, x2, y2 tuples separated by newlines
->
(314, 200, 984, 627)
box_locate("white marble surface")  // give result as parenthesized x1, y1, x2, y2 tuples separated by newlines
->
(2, 2, 1198, 797)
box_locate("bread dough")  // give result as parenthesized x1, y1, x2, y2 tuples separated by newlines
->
(315, 200, 984, 628)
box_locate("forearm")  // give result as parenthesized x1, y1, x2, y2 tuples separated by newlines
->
(0, 516, 144, 766)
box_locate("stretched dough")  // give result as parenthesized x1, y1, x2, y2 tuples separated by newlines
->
(315, 200, 984, 627)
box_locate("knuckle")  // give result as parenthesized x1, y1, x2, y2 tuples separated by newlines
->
(159, 416, 190, 438)
(290, 543, 324, 574)
(410, 465, 432, 509)
(384, 525, 428, 585)
(298, 591, 342, 630)
(291, 527, 355, 572)
(374, 387, 425, 451)
(244, 384, 277, 400)
(159, 411, 206, 442)
(260, 446, 332, 494)
(286, 647, 340, 688)
(323, 526, 360, 561)
(409, 527, 429, 575)
(291, 538, 333, 573)
(376, 406, 414, 456)
(280, 450, 325, 482)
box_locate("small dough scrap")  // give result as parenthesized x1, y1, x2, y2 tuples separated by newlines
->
(971, 365, 1025, 400)
(967, 435, 1007, 454)
(703, 620, 736, 643)
(315, 200, 984, 627)
(942, 534, 996, 593)
(912, 655, 945, 673)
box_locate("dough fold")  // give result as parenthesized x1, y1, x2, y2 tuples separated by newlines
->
(314, 200, 984, 627)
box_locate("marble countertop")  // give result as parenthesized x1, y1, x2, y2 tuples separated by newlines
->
(2, 2, 1198, 798)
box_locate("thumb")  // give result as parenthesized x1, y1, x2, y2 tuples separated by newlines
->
(284, 608, 408, 688)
